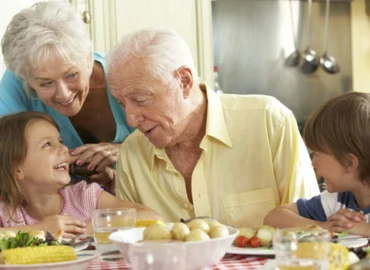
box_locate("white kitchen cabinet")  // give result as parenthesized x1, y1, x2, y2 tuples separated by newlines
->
(83, 0, 214, 85)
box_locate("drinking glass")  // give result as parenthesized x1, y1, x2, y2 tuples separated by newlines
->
(92, 208, 136, 252)
(128, 242, 187, 270)
(273, 226, 331, 270)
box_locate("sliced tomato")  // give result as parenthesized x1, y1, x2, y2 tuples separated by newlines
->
(249, 236, 261, 248)
(234, 235, 249, 248)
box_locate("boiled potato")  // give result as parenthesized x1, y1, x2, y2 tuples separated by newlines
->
(209, 225, 229, 239)
(256, 226, 274, 247)
(143, 223, 172, 241)
(171, 222, 190, 241)
(207, 220, 220, 229)
(238, 227, 256, 239)
(186, 219, 210, 233)
(185, 228, 210, 242)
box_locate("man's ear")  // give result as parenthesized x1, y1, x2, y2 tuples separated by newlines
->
(177, 66, 193, 98)
(345, 153, 359, 172)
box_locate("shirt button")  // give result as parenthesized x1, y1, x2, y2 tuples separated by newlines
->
(183, 203, 193, 210)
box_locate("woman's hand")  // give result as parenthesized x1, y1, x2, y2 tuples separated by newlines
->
(36, 215, 87, 239)
(69, 142, 120, 172)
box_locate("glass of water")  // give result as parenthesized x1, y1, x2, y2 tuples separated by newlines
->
(273, 226, 331, 270)
(92, 208, 136, 252)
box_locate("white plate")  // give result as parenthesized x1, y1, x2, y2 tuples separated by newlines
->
(0, 250, 100, 270)
(335, 234, 369, 248)
(227, 234, 368, 255)
(227, 245, 274, 256)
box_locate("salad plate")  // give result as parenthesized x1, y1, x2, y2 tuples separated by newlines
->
(0, 250, 99, 270)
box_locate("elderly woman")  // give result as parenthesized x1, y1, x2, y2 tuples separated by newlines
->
(0, 1, 134, 190)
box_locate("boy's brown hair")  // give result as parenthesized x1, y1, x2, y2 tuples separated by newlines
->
(0, 111, 59, 220)
(303, 91, 370, 182)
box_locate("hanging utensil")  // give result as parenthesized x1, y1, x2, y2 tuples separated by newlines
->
(320, 0, 340, 74)
(301, 0, 319, 74)
(285, 0, 301, 67)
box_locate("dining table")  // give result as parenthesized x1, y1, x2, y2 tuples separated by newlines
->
(87, 252, 270, 270)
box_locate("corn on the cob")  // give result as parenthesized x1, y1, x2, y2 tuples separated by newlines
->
(136, 219, 164, 227)
(0, 245, 77, 264)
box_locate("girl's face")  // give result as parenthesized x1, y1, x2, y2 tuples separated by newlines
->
(16, 119, 70, 189)
(28, 57, 91, 117)
(311, 151, 359, 192)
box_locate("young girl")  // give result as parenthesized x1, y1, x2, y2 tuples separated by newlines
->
(264, 92, 370, 237)
(0, 111, 162, 238)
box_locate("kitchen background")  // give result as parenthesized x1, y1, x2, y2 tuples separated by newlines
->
(1, 0, 370, 127)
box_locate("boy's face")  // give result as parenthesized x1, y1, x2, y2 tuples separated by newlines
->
(311, 151, 358, 192)
(16, 119, 71, 190)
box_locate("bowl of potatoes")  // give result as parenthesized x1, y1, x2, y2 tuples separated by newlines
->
(109, 218, 238, 269)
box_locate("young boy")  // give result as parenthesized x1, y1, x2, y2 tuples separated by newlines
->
(264, 92, 370, 237)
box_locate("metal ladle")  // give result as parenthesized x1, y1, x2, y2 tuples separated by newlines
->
(301, 0, 319, 74)
(285, 0, 300, 67)
(320, 0, 340, 74)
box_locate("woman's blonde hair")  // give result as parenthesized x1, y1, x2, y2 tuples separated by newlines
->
(0, 111, 59, 220)
(303, 91, 370, 182)
(1, 1, 94, 96)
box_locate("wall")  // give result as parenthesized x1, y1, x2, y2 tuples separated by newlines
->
(351, 0, 370, 93)
(212, 0, 352, 125)
(0, 0, 42, 77)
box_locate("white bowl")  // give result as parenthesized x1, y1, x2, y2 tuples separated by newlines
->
(109, 225, 238, 269)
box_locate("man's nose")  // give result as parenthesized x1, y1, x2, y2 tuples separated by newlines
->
(126, 113, 144, 127)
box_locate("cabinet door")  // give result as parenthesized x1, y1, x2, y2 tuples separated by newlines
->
(86, 0, 214, 85)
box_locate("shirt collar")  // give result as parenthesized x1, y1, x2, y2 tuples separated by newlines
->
(201, 83, 232, 148)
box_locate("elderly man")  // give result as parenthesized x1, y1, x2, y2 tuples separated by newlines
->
(107, 28, 319, 228)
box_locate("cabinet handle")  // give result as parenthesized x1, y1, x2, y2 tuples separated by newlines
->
(82, 10, 91, 24)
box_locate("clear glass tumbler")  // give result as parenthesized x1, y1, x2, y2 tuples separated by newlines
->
(273, 226, 331, 270)
(92, 208, 136, 252)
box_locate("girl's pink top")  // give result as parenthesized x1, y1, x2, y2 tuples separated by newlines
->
(0, 181, 103, 227)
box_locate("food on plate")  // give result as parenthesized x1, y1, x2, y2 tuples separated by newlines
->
(328, 243, 350, 270)
(186, 219, 210, 233)
(234, 235, 249, 248)
(0, 230, 58, 251)
(185, 228, 210, 242)
(171, 222, 190, 241)
(142, 218, 230, 242)
(136, 219, 165, 228)
(235, 225, 276, 248)
(143, 223, 172, 241)
(0, 245, 76, 265)
(207, 220, 221, 229)
(238, 227, 256, 239)
(249, 236, 261, 248)
(255, 225, 275, 247)
(209, 225, 229, 239)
